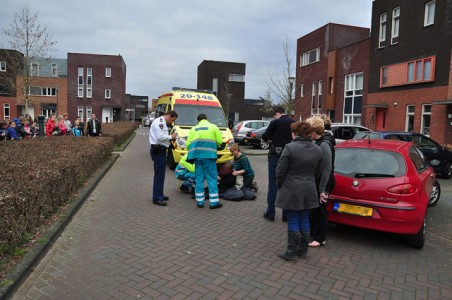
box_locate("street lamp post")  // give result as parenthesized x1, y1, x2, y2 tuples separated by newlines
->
(288, 77, 295, 116)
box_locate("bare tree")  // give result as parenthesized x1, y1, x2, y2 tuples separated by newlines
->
(266, 38, 297, 115)
(2, 3, 56, 114)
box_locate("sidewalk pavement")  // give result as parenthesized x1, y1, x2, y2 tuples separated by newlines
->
(11, 127, 452, 299)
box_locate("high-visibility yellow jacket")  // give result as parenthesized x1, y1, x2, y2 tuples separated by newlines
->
(186, 119, 222, 160)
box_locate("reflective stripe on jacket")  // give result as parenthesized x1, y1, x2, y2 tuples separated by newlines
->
(186, 119, 222, 160)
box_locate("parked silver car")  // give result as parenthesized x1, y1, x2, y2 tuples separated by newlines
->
(331, 123, 371, 143)
(232, 120, 270, 144)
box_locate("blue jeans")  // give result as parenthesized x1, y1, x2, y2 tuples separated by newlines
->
(194, 158, 219, 205)
(150, 147, 166, 201)
(285, 210, 311, 232)
(265, 154, 279, 217)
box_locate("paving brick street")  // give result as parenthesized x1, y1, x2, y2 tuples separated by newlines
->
(11, 127, 452, 300)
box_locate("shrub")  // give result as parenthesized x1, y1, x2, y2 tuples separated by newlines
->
(102, 121, 138, 146)
(0, 136, 114, 256)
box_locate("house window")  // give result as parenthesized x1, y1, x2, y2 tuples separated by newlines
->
(381, 67, 388, 85)
(78, 106, 84, 121)
(408, 62, 415, 82)
(343, 73, 363, 124)
(318, 80, 322, 96)
(311, 82, 316, 116)
(78, 67, 84, 98)
(212, 78, 218, 94)
(0, 61, 6, 72)
(28, 86, 57, 96)
(228, 74, 245, 82)
(30, 63, 39, 76)
(3, 103, 10, 119)
(406, 105, 415, 132)
(379, 12, 387, 48)
(380, 56, 435, 87)
(300, 48, 320, 67)
(328, 77, 334, 95)
(51, 63, 57, 76)
(300, 84, 304, 97)
(424, 1, 436, 26)
(105, 67, 111, 77)
(105, 89, 111, 99)
(421, 104, 431, 136)
(391, 7, 400, 44)
(86, 106, 92, 123)
(86, 68, 93, 98)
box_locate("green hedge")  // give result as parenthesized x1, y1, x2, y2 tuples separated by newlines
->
(102, 121, 138, 146)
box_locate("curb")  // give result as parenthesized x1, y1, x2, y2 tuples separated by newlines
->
(0, 153, 120, 300)
(241, 148, 268, 156)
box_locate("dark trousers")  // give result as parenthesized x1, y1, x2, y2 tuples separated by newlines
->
(309, 202, 328, 242)
(265, 154, 279, 217)
(243, 174, 254, 189)
(150, 147, 166, 201)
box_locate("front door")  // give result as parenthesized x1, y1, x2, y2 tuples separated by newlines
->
(113, 108, 121, 122)
(375, 108, 387, 131)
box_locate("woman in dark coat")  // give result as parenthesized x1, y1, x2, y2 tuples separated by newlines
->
(275, 121, 323, 261)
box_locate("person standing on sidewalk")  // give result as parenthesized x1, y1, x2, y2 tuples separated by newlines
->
(262, 106, 295, 222)
(307, 114, 336, 247)
(276, 121, 322, 261)
(87, 113, 102, 137)
(149, 110, 178, 206)
(186, 113, 223, 209)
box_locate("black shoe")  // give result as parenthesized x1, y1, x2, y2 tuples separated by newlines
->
(209, 203, 223, 209)
(153, 200, 167, 206)
(163, 196, 169, 201)
(282, 215, 288, 222)
(263, 213, 275, 222)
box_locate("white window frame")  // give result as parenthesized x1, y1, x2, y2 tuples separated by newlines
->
(300, 84, 304, 97)
(86, 68, 93, 98)
(3, 103, 10, 119)
(379, 12, 387, 48)
(78, 106, 84, 121)
(421, 104, 431, 136)
(78, 67, 84, 98)
(212, 78, 218, 94)
(343, 72, 364, 124)
(228, 74, 245, 82)
(86, 106, 92, 123)
(405, 105, 415, 132)
(424, 1, 436, 27)
(0, 61, 6, 72)
(105, 67, 111, 77)
(300, 48, 320, 67)
(30, 63, 39, 76)
(51, 63, 58, 76)
(105, 89, 111, 99)
(311, 82, 316, 116)
(391, 7, 400, 44)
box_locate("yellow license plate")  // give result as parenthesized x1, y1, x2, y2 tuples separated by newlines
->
(334, 203, 373, 217)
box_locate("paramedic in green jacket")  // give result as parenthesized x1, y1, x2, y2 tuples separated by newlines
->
(175, 154, 196, 194)
(186, 114, 223, 209)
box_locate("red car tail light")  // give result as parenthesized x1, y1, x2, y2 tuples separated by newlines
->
(387, 183, 418, 194)
(250, 132, 256, 138)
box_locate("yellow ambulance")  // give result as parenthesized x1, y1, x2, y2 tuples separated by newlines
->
(155, 88, 234, 169)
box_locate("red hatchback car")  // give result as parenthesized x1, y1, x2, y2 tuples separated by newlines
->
(328, 139, 436, 248)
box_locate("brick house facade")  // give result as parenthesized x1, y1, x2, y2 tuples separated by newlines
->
(367, 0, 452, 144)
(67, 53, 126, 123)
(295, 23, 370, 123)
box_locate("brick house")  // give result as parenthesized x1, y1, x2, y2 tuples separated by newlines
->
(67, 53, 126, 123)
(295, 23, 370, 123)
(0, 49, 23, 120)
(366, 0, 452, 144)
(15, 58, 68, 120)
(125, 94, 149, 122)
(197, 60, 263, 122)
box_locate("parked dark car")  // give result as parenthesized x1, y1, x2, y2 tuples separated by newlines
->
(354, 131, 452, 179)
(243, 126, 269, 149)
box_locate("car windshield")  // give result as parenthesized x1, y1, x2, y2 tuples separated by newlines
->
(335, 148, 406, 178)
(174, 104, 227, 127)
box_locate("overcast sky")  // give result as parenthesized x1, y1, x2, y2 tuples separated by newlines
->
(0, 0, 372, 101)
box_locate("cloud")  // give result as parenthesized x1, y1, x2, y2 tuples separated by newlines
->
(0, 0, 372, 100)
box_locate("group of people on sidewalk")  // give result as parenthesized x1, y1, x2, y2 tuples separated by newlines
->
(0, 114, 38, 141)
(261, 107, 335, 261)
(148, 107, 335, 262)
(149, 111, 256, 208)
(45, 113, 102, 137)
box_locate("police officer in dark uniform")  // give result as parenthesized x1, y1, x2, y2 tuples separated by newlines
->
(262, 106, 295, 221)
(149, 110, 178, 206)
